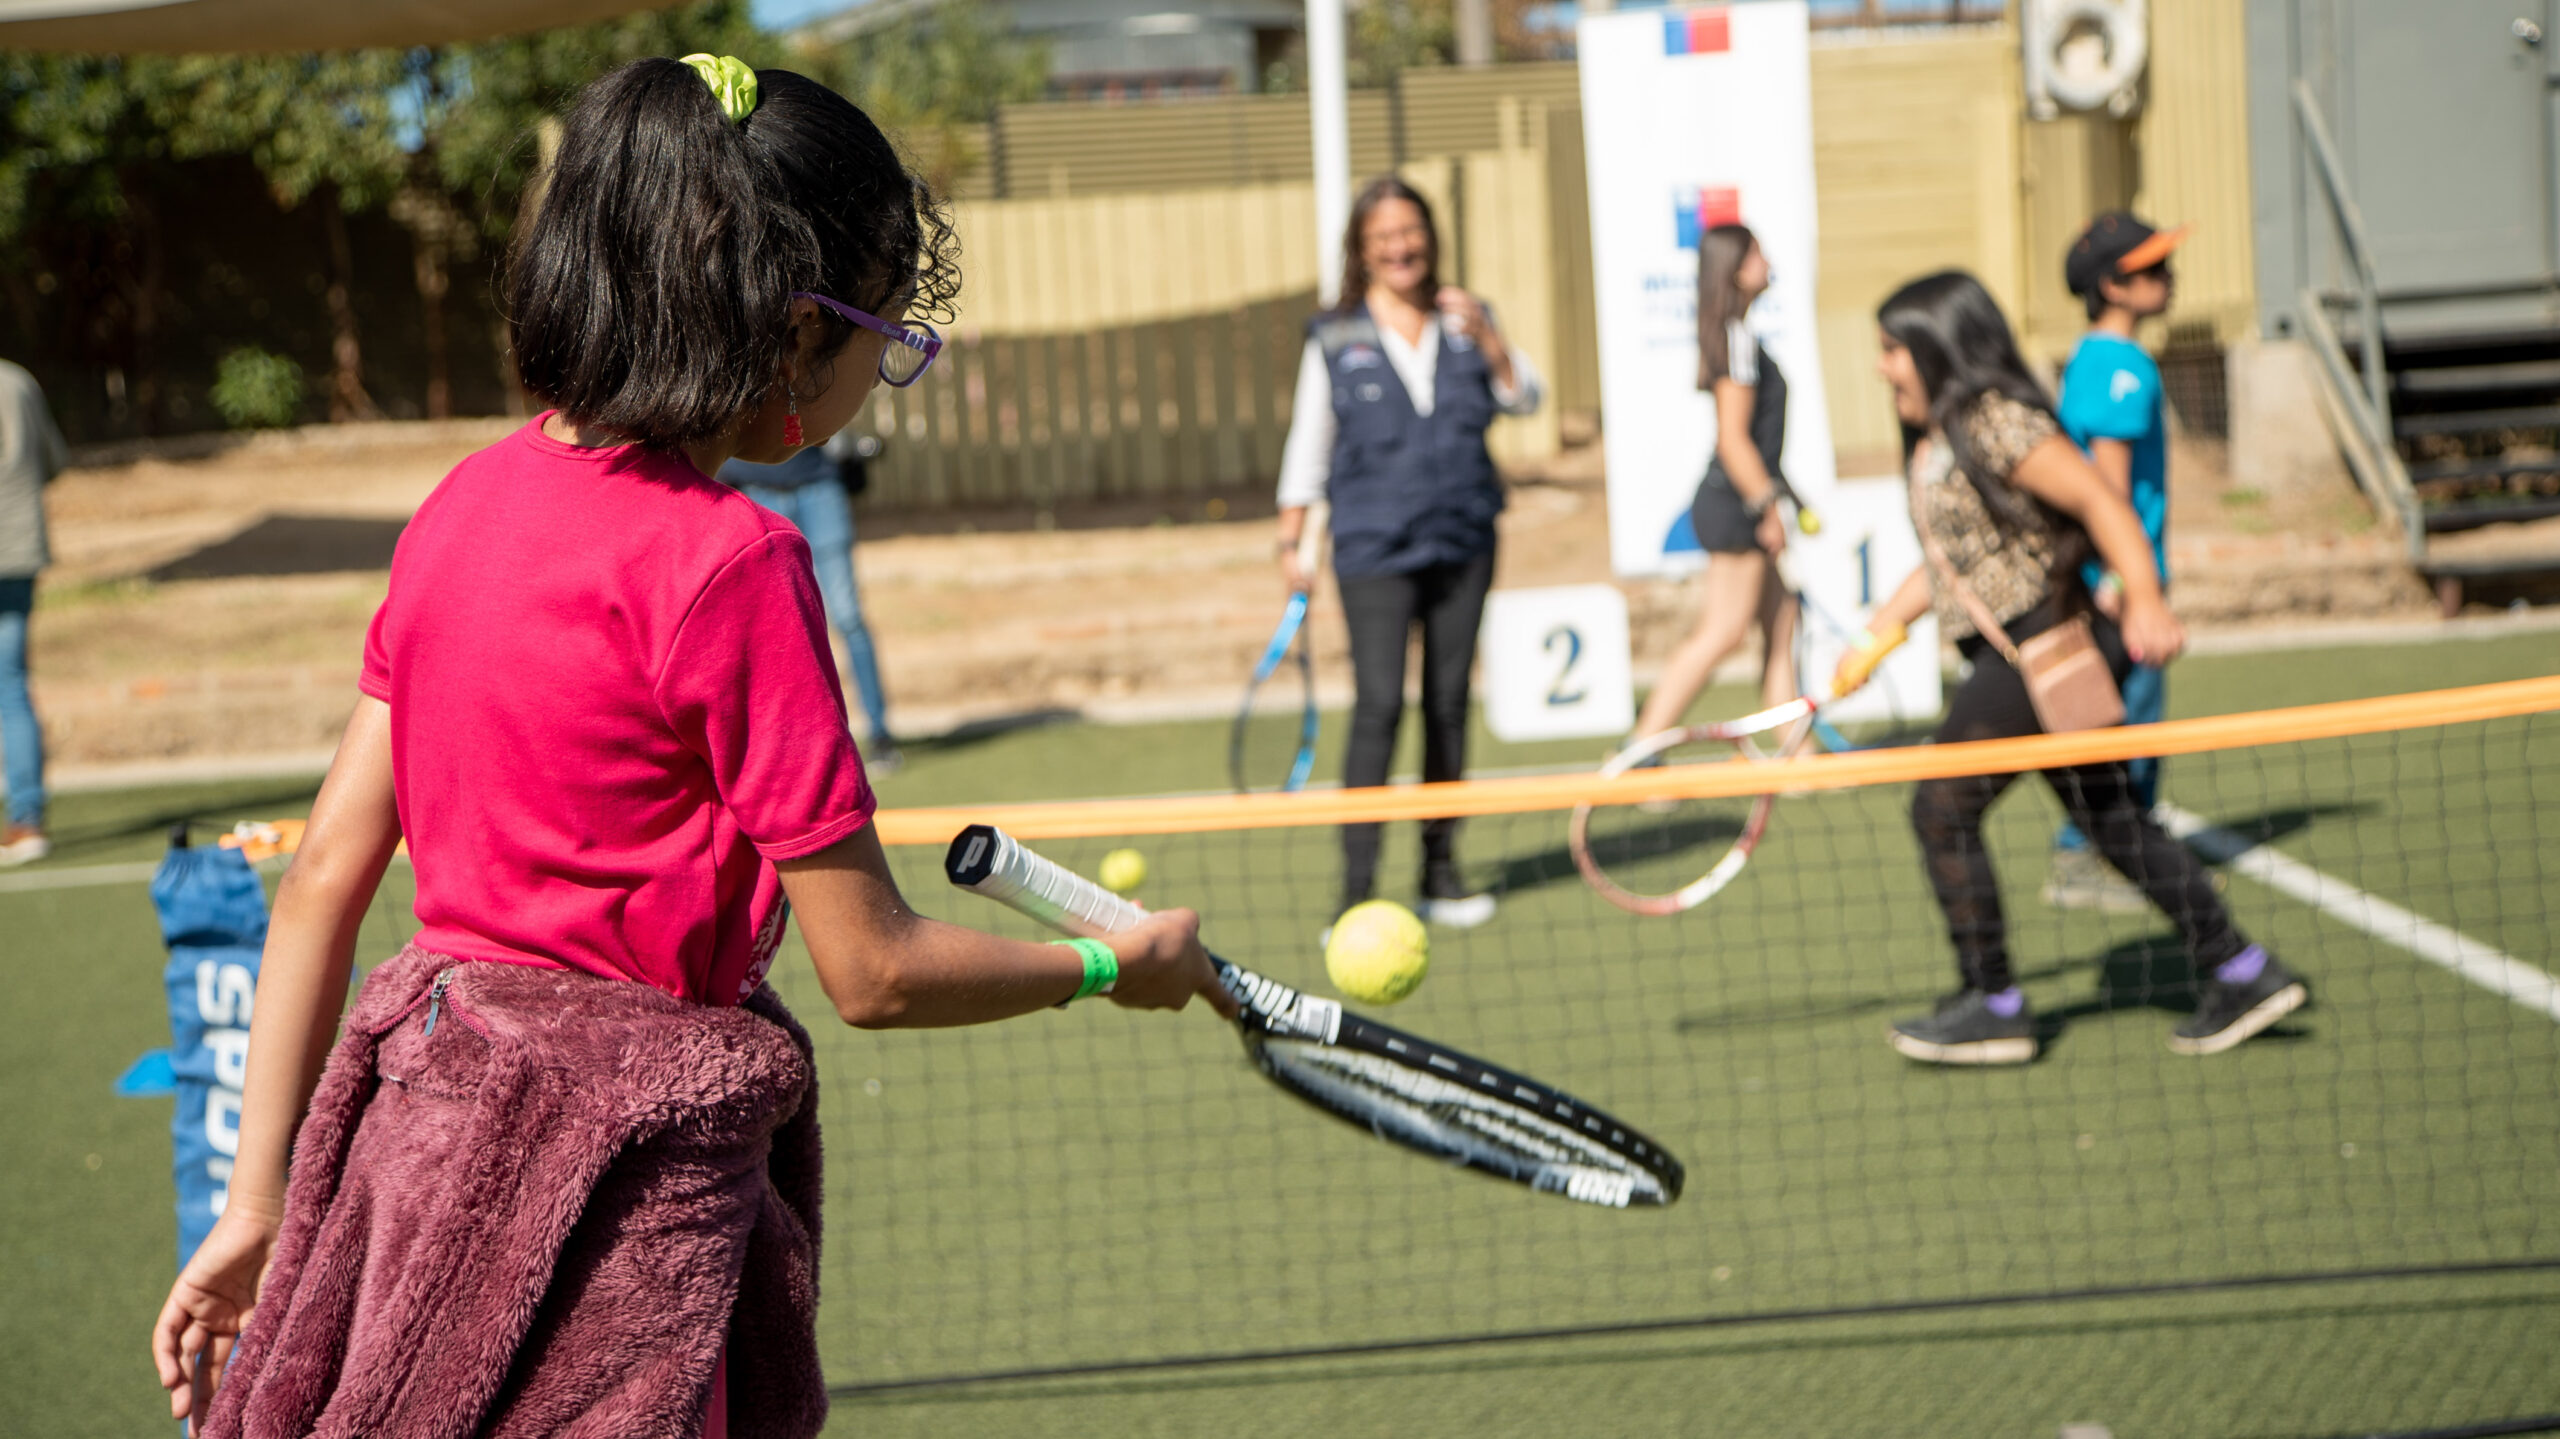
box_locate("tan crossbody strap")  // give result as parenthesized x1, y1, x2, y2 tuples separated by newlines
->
(1910, 486, 2028, 667)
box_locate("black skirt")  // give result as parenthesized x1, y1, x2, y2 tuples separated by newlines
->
(1689, 463, 1763, 555)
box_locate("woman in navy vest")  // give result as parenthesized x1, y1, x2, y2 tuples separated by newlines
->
(1630, 223, 1801, 742)
(1274, 177, 1544, 929)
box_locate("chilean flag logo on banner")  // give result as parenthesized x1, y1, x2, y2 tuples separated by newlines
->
(1662, 6, 1732, 55)
(1673, 185, 1743, 249)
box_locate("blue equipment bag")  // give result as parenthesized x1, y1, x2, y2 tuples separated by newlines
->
(151, 836, 268, 1270)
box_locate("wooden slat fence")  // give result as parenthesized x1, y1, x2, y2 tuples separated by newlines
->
(854, 292, 1314, 518)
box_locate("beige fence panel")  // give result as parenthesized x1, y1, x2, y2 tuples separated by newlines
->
(1460, 143, 1564, 466)
(951, 183, 1319, 335)
(2136, 0, 2258, 345)
(1808, 28, 2024, 466)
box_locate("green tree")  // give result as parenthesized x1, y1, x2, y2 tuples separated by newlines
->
(182, 52, 412, 420)
(800, 0, 1048, 195)
(422, 2, 776, 406)
(0, 55, 232, 432)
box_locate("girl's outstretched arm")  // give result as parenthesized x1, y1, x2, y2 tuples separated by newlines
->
(152, 697, 404, 1420)
(780, 827, 1238, 1028)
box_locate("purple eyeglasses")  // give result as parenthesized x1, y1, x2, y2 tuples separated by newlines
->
(793, 291, 943, 388)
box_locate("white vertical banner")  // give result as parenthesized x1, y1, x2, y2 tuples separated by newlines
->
(1577, 3, 1837, 580)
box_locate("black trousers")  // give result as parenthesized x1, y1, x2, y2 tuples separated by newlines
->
(1337, 550, 1497, 898)
(1912, 602, 2249, 993)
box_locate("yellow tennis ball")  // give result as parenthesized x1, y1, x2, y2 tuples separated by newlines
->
(1325, 900, 1430, 1005)
(1098, 848, 1148, 895)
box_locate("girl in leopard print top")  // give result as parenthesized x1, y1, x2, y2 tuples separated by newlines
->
(1832, 270, 2306, 1068)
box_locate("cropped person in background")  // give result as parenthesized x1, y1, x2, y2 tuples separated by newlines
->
(721, 428, 903, 773)
(0, 358, 66, 867)
(1630, 222, 1800, 744)
(1274, 176, 1543, 931)
(1837, 270, 2306, 1066)
(2045, 211, 2187, 912)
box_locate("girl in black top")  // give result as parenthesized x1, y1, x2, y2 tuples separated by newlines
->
(1631, 224, 1801, 741)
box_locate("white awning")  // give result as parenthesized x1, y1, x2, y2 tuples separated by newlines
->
(0, 0, 681, 53)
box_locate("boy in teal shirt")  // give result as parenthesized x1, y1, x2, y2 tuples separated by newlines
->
(2046, 211, 2187, 912)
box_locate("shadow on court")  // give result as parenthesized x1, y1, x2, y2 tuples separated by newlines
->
(824, 1286, 2560, 1413)
(907, 708, 1085, 754)
(48, 782, 325, 854)
(148, 513, 408, 580)
(1487, 811, 1750, 898)
(2194, 800, 2375, 847)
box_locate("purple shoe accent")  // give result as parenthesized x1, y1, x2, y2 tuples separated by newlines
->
(1984, 987, 2025, 1018)
(2215, 945, 2269, 987)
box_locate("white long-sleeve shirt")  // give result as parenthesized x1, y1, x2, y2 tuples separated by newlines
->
(1273, 317, 1543, 511)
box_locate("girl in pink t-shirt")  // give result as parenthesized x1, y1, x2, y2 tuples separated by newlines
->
(153, 56, 1231, 1435)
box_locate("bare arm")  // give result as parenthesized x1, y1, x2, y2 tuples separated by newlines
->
(154, 697, 403, 1416)
(1869, 566, 1934, 634)
(2081, 437, 2134, 615)
(779, 826, 1237, 1027)
(1829, 567, 1931, 699)
(2008, 435, 2183, 665)
(2086, 437, 2133, 499)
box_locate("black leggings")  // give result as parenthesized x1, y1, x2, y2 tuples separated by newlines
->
(1337, 551, 1497, 896)
(1913, 604, 2249, 993)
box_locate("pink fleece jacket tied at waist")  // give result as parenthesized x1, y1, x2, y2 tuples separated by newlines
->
(203, 945, 828, 1439)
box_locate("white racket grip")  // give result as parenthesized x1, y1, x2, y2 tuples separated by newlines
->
(945, 824, 1146, 938)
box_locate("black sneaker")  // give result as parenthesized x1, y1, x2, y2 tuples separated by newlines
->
(1889, 990, 2037, 1065)
(1417, 861, 1496, 929)
(2169, 954, 2308, 1056)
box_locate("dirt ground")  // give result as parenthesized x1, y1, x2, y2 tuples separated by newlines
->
(27, 418, 2458, 774)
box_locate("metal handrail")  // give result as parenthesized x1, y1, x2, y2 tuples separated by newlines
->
(2293, 79, 2391, 445)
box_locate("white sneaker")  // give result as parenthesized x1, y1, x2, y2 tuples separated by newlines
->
(1416, 892, 1497, 929)
(0, 826, 50, 867)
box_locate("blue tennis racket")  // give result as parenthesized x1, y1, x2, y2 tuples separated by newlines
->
(1230, 504, 1326, 794)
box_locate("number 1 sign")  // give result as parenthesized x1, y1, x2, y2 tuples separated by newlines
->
(1481, 584, 1636, 742)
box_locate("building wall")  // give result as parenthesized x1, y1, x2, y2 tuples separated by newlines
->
(2136, 0, 2261, 345)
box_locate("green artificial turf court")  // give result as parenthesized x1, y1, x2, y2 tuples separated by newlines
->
(5, 630, 2557, 1438)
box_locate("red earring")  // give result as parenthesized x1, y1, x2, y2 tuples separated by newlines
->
(782, 395, 803, 449)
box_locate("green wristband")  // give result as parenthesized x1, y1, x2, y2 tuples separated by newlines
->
(1053, 938, 1118, 1004)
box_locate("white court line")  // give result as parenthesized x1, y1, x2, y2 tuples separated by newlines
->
(2157, 802, 2560, 1023)
(0, 853, 409, 896)
(0, 860, 163, 894)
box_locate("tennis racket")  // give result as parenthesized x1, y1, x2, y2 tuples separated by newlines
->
(1229, 502, 1326, 794)
(1569, 695, 1822, 917)
(945, 823, 1685, 1208)
(1773, 544, 1919, 753)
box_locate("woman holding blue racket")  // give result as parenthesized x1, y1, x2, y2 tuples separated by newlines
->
(1273, 177, 1544, 931)
(151, 56, 1226, 1437)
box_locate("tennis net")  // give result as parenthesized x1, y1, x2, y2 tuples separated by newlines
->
(810, 677, 2560, 1430)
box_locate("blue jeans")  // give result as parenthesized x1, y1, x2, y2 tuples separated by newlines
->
(2055, 661, 2164, 852)
(0, 577, 43, 826)
(736, 481, 894, 745)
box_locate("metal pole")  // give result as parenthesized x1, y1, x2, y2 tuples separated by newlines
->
(1308, 0, 1352, 305)
(1457, 0, 1494, 65)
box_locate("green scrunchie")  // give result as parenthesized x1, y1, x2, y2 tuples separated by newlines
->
(679, 53, 758, 123)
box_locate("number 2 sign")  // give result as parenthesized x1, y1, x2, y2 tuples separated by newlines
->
(1481, 584, 1635, 742)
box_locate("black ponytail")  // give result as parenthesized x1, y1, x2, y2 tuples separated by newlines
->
(507, 58, 960, 450)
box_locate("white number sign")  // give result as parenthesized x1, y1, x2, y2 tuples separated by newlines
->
(1481, 585, 1636, 742)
